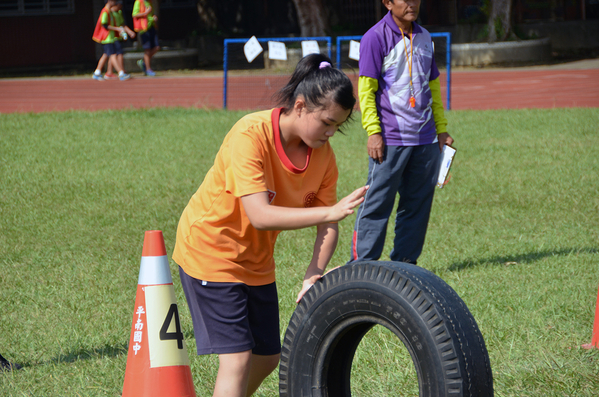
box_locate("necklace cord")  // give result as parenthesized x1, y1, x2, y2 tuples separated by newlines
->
(399, 25, 415, 107)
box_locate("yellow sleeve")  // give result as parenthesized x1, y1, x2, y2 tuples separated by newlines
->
(358, 76, 381, 136)
(429, 77, 448, 134)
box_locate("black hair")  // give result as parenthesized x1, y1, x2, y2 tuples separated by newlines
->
(274, 54, 356, 116)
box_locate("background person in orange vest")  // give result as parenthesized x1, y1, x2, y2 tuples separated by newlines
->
(132, 0, 160, 77)
(104, 0, 136, 80)
(92, 0, 131, 81)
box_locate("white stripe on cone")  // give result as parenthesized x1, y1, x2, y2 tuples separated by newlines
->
(138, 255, 173, 285)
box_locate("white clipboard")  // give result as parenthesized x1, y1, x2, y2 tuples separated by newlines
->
(437, 145, 456, 188)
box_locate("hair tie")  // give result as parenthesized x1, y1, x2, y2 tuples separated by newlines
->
(319, 61, 332, 69)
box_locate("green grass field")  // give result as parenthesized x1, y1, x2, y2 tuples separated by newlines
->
(1, 107, 598, 396)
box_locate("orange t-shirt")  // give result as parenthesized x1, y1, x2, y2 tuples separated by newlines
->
(173, 108, 339, 286)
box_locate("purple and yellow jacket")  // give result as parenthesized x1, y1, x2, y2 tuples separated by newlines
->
(359, 12, 448, 146)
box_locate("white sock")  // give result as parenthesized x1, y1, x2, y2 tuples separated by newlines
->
(94, 69, 101, 75)
(119, 71, 125, 76)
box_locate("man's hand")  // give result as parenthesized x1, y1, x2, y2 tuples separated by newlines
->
(367, 134, 384, 163)
(437, 132, 454, 152)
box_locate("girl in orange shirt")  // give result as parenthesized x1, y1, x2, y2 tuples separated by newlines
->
(175, 53, 368, 397)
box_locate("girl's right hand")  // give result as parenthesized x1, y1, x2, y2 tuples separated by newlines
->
(330, 186, 368, 222)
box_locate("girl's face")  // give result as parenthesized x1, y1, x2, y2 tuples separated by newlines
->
(298, 102, 351, 149)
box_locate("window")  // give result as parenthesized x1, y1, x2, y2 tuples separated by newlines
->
(0, 0, 74, 16)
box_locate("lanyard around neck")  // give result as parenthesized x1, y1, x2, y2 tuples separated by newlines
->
(399, 25, 416, 108)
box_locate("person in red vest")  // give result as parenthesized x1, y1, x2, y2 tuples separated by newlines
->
(132, 0, 160, 77)
(104, 0, 136, 80)
(92, 0, 131, 81)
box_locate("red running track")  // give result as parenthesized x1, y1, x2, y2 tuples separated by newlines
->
(1, 68, 598, 113)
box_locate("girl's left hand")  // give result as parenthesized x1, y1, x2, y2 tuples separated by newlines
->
(296, 275, 321, 303)
(296, 267, 340, 303)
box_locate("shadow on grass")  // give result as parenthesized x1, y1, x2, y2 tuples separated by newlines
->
(7, 343, 129, 369)
(448, 247, 599, 271)
(41, 329, 197, 367)
(49, 342, 129, 365)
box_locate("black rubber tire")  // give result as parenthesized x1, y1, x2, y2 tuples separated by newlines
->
(279, 261, 493, 397)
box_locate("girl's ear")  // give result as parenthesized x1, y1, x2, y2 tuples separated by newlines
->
(294, 97, 306, 117)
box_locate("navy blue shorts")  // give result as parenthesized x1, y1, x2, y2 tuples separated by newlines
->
(113, 40, 123, 55)
(103, 43, 117, 56)
(179, 266, 281, 356)
(141, 27, 159, 50)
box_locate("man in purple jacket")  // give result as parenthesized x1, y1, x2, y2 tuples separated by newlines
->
(349, 0, 454, 265)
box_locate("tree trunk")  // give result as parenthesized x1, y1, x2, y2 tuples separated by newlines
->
(487, 0, 514, 43)
(196, 0, 218, 32)
(291, 0, 327, 37)
(153, 0, 160, 29)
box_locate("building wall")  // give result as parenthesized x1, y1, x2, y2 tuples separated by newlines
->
(0, 0, 96, 69)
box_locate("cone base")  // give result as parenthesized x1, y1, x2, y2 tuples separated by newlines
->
(122, 365, 196, 397)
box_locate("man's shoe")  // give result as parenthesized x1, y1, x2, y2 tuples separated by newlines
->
(92, 73, 104, 81)
(146, 69, 156, 77)
(119, 73, 131, 81)
(104, 72, 118, 80)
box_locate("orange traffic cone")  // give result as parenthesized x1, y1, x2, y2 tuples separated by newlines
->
(582, 283, 599, 350)
(122, 230, 197, 396)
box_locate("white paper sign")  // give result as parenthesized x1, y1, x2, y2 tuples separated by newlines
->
(244, 36, 263, 63)
(437, 145, 456, 188)
(301, 40, 320, 57)
(268, 41, 287, 61)
(349, 40, 360, 61)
